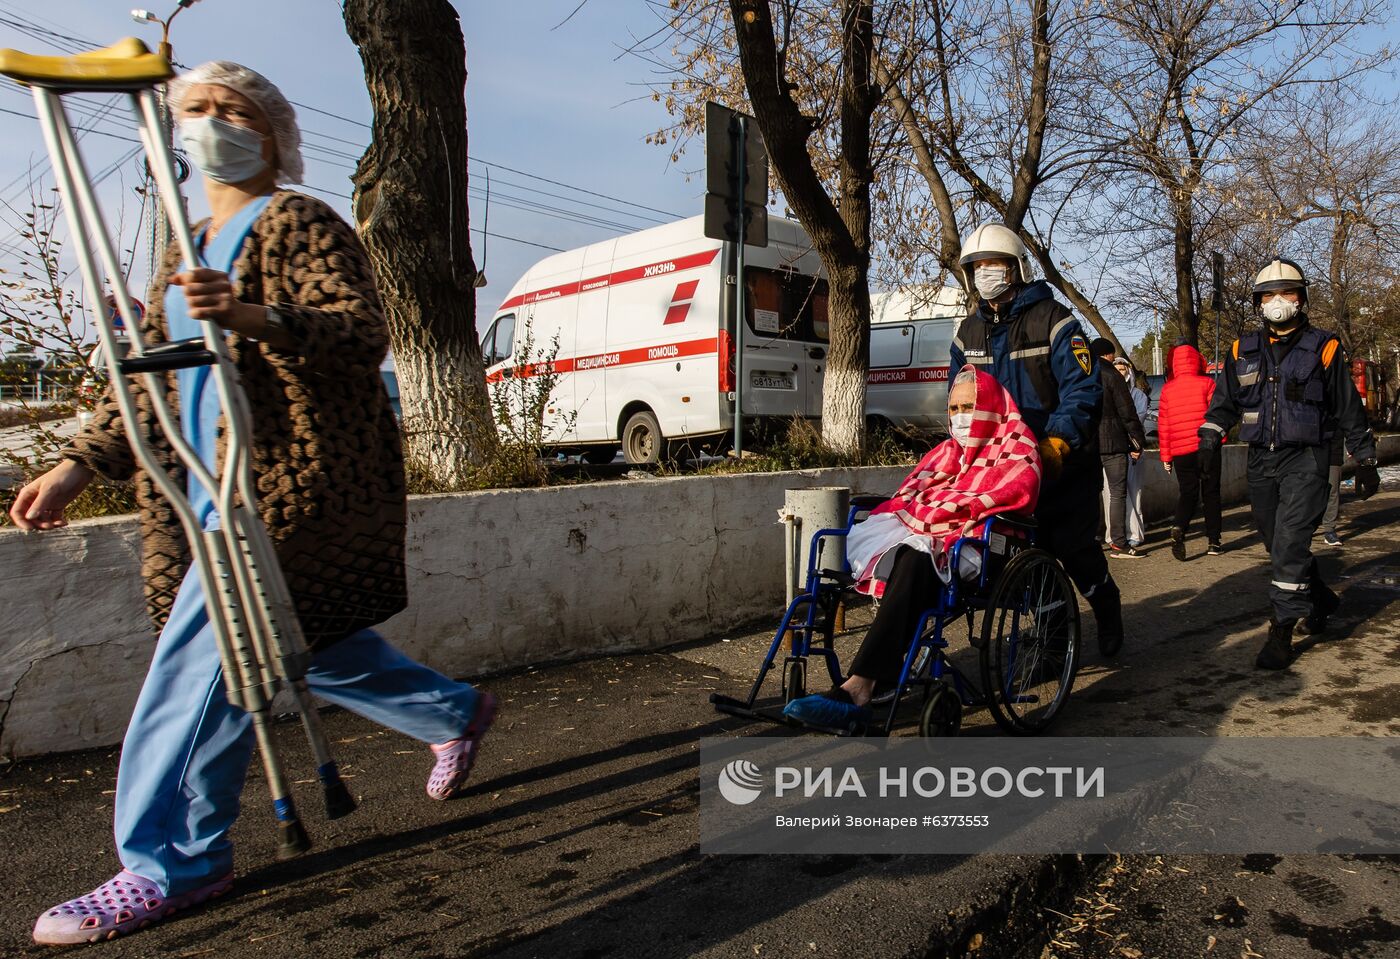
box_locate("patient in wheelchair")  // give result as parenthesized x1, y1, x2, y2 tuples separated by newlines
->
(784, 366, 1042, 727)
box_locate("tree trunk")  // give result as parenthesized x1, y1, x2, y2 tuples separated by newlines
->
(1328, 217, 1353, 349)
(1019, 232, 1124, 353)
(825, 0, 875, 454)
(729, 0, 876, 456)
(876, 62, 964, 285)
(344, 0, 497, 487)
(1172, 199, 1199, 346)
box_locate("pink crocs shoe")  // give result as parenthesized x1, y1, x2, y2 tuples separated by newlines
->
(427, 692, 498, 800)
(33, 870, 232, 945)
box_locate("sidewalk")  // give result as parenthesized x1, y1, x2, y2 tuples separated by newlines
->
(1, 482, 1396, 957)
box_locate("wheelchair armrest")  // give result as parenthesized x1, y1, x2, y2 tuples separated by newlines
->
(988, 512, 1037, 531)
(850, 494, 889, 511)
(819, 568, 855, 587)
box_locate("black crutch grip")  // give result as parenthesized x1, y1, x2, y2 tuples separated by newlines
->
(117, 337, 216, 374)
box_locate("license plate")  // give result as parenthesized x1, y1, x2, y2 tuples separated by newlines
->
(752, 372, 794, 390)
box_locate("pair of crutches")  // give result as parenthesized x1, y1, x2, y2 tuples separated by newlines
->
(0, 38, 354, 857)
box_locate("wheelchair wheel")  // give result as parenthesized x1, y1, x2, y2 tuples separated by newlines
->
(919, 682, 962, 737)
(977, 548, 1079, 735)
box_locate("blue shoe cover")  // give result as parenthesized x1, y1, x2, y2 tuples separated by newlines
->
(783, 693, 870, 728)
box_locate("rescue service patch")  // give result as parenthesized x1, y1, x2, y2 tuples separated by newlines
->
(1070, 334, 1091, 375)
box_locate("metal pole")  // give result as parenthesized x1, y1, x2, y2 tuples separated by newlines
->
(1152, 307, 1163, 376)
(734, 115, 747, 459)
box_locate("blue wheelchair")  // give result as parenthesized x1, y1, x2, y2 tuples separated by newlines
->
(711, 495, 1080, 736)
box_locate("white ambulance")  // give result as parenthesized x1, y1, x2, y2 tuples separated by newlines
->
(865, 285, 966, 435)
(480, 214, 831, 463)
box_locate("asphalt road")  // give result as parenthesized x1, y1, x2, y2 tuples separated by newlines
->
(1, 479, 1397, 958)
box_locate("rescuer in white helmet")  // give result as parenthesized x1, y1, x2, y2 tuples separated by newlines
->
(949, 223, 1122, 657)
(1200, 257, 1379, 670)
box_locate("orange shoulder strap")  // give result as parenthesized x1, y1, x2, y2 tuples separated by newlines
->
(1321, 338, 1339, 369)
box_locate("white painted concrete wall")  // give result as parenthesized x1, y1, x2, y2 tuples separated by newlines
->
(0, 465, 907, 758)
(2, 434, 1395, 759)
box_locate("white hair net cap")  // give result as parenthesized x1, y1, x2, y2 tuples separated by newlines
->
(168, 61, 304, 184)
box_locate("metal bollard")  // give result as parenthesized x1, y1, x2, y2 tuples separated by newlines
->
(779, 487, 851, 606)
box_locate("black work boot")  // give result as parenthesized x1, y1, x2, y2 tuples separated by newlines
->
(1088, 578, 1124, 657)
(1295, 585, 1341, 637)
(1255, 619, 1296, 670)
(1170, 526, 1187, 562)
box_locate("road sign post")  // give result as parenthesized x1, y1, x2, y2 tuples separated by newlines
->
(704, 101, 768, 458)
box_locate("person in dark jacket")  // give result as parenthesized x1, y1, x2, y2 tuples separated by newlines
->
(950, 223, 1122, 656)
(1113, 357, 1149, 547)
(1091, 338, 1146, 557)
(1201, 258, 1379, 670)
(1159, 342, 1222, 559)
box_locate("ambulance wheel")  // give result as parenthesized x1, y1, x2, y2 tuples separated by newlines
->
(622, 410, 664, 464)
(580, 446, 616, 465)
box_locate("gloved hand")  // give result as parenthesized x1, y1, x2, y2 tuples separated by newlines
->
(1197, 426, 1222, 455)
(1356, 460, 1380, 500)
(1037, 436, 1071, 482)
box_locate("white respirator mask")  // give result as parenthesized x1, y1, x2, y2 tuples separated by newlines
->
(974, 264, 1013, 301)
(1262, 296, 1299, 326)
(950, 412, 975, 446)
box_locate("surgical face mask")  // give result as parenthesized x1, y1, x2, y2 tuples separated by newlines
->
(179, 115, 270, 185)
(950, 412, 975, 445)
(974, 264, 1013, 301)
(1262, 295, 1299, 326)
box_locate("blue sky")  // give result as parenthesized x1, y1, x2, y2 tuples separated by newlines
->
(0, 0, 702, 333)
(1, 1, 1397, 348)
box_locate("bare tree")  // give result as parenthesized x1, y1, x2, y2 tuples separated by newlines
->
(1081, 0, 1390, 346)
(1240, 89, 1400, 354)
(344, 0, 498, 487)
(875, 0, 1131, 349)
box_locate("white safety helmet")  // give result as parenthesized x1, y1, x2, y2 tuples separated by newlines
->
(1251, 257, 1308, 309)
(959, 223, 1034, 289)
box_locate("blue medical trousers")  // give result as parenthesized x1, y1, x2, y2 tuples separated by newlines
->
(113, 566, 480, 896)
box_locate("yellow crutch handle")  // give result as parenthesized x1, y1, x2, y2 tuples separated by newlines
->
(0, 37, 173, 87)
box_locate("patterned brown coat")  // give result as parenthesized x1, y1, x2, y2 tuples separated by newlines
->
(63, 191, 407, 649)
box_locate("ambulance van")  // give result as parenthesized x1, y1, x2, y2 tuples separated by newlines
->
(481, 215, 830, 463)
(865, 285, 965, 435)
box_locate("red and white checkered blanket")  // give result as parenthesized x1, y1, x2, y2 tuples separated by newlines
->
(870, 366, 1042, 556)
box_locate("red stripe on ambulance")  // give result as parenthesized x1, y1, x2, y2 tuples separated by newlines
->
(497, 249, 721, 311)
(488, 336, 719, 382)
(866, 366, 950, 384)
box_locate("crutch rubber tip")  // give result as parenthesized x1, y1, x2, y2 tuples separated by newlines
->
(276, 820, 312, 860)
(323, 781, 357, 820)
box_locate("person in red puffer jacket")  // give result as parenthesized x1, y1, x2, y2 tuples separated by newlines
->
(1159, 343, 1222, 559)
